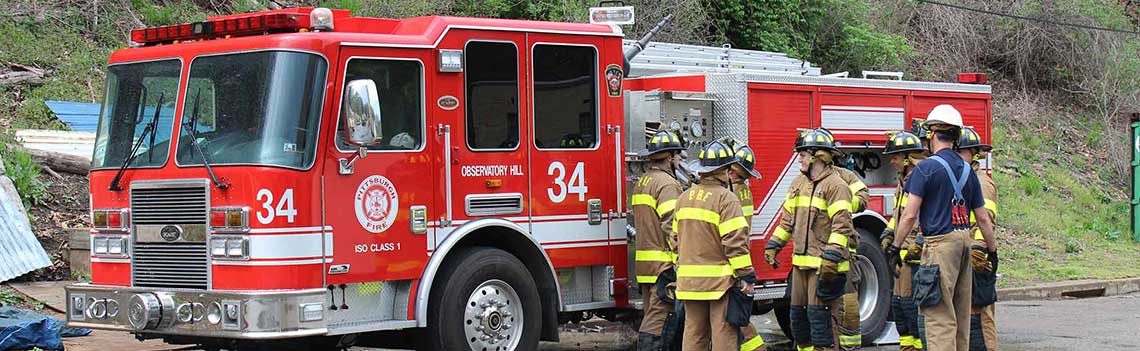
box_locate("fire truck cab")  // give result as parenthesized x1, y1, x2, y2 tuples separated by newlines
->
(66, 6, 992, 350)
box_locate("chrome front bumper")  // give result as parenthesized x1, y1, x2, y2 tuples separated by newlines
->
(65, 284, 329, 339)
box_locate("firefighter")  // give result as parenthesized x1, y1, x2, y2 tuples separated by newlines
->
(878, 130, 928, 351)
(632, 130, 687, 350)
(765, 129, 857, 351)
(673, 141, 761, 351)
(888, 105, 997, 351)
(809, 129, 869, 350)
(957, 127, 999, 351)
(729, 143, 767, 351)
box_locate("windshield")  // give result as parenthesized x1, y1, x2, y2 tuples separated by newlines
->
(91, 59, 182, 169)
(176, 51, 328, 169)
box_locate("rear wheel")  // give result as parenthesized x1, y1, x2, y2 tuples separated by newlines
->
(425, 247, 541, 351)
(856, 228, 891, 345)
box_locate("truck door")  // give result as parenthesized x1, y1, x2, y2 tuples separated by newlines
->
(435, 31, 530, 245)
(323, 46, 434, 285)
(525, 33, 617, 267)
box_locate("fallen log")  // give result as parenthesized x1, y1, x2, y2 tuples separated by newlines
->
(22, 148, 90, 175)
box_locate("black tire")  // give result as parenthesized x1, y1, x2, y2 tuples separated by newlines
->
(424, 247, 541, 351)
(855, 228, 891, 345)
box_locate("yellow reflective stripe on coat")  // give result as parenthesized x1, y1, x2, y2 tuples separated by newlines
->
(675, 207, 721, 225)
(985, 199, 998, 215)
(796, 345, 815, 351)
(914, 338, 924, 349)
(785, 196, 827, 211)
(827, 200, 851, 217)
(719, 216, 748, 236)
(848, 181, 866, 212)
(657, 199, 678, 217)
(741, 334, 765, 351)
(677, 264, 733, 277)
(635, 275, 659, 284)
(850, 197, 861, 213)
(974, 229, 984, 240)
(900, 249, 909, 260)
(742, 204, 755, 215)
(675, 290, 726, 300)
(635, 250, 675, 262)
(791, 255, 850, 272)
(773, 227, 792, 242)
(630, 194, 657, 208)
(887, 217, 896, 230)
(828, 233, 848, 247)
(728, 255, 752, 270)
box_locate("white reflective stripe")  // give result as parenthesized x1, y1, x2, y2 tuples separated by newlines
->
(212, 258, 331, 266)
(247, 226, 333, 234)
(249, 233, 330, 260)
(753, 155, 800, 238)
(531, 220, 610, 244)
(90, 257, 131, 263)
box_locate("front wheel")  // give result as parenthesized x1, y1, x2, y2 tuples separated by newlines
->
(424, 247, 541, 351)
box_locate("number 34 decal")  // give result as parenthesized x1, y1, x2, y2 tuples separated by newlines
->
(547, 161, 588, 203)
(256, 189, 297, 224)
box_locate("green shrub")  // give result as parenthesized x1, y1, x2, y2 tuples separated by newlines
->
(2, 149, 46, 207)
(1017, 175, 1044, 195)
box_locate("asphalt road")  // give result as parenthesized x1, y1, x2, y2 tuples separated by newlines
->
(62, 293, 1140, 351)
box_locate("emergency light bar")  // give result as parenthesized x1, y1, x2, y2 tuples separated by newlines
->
(129, 8, 336, 45)
(589, 6, 635, 25)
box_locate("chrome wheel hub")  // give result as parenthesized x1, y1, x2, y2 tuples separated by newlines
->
(464, 279, 523, 350)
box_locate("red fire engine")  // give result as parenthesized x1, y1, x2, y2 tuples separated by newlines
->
(66, 6, 992, 350)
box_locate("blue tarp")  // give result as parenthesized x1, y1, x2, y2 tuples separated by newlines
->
(43, 100, 101, 132)
(0, 307, 90, 350)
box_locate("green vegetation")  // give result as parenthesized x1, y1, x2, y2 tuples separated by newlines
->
(1, 147, 45, 207)
(0, 287, 26, 307)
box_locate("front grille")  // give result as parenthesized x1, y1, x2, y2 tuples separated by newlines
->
(131, 184, 209, 289)
(131, 187, 208, 225)
(132, 243, 209, 289)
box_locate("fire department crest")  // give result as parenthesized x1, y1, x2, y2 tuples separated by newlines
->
(354, 175, 399, 233)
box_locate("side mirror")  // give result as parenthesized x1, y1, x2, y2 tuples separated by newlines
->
(342, 79, 383, 147)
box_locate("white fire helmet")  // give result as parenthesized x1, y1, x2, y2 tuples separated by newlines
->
(926, 104, 964, 130)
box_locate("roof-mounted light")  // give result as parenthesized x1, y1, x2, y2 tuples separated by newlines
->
(589, 5, 635, 25)
(310, 7, 334, 31)
(130, 11, 311, 45)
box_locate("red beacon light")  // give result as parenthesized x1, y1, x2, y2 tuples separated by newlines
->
(957, 72, 988, 84)
(129, 7, 337, 45)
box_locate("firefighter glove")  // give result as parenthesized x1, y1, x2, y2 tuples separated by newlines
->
(885, 244, 902, 278)
(880, 228, 895, 251)
(819, 250, 845, 278)
(970, 245, 991, 272)
(764, 248, 780, 269)
(905, 241, 923, 261)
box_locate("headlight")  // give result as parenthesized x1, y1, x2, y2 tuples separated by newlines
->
(92, 235, 129, 258)
(210, 236, 249, 260)
(92, 208, 129, 232)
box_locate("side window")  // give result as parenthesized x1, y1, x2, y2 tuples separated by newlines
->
(465, 41, 520, 150)
(532, 44, 598, 149)
(336, 58, 424, 151)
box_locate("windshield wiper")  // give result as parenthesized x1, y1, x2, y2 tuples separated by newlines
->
(183, 88, 229, 189)
(109, 92, 164, 191)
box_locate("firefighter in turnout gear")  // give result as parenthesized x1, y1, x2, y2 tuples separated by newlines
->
(957, 127, 999, 351)
(728, 143, 767, 351)
(809, 129, 869, 350)
(674, 141, 762, 351)
(889, 105, 997, 351)
(880, 131, 928, 351)
(632, 130, 687, 350)
(766, 129, 858, 351)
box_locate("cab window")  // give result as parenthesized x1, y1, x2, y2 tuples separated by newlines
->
(335, 58, 424, 151)
(532, 44, 598, 149)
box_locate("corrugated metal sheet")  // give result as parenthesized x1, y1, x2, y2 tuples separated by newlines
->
(0, 178, 52, 283)
(44, 100, 101, 132)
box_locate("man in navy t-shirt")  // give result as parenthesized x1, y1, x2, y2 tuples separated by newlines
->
(889, 105, 996, 351)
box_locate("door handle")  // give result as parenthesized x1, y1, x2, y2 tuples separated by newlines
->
(587, 199, 603, 225)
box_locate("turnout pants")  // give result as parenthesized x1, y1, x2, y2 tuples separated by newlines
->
(969, 304, 997, 351)
(790, 266, 838, 350)
(893, 263, 922, 351)
(918, 230, 973, 351)
(834, 270, 861, 350)
(681, 293, 737, 351)
(641, 283, 671, 335)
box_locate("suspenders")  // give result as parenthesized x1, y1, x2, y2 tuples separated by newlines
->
(930, 155, 973, 229)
